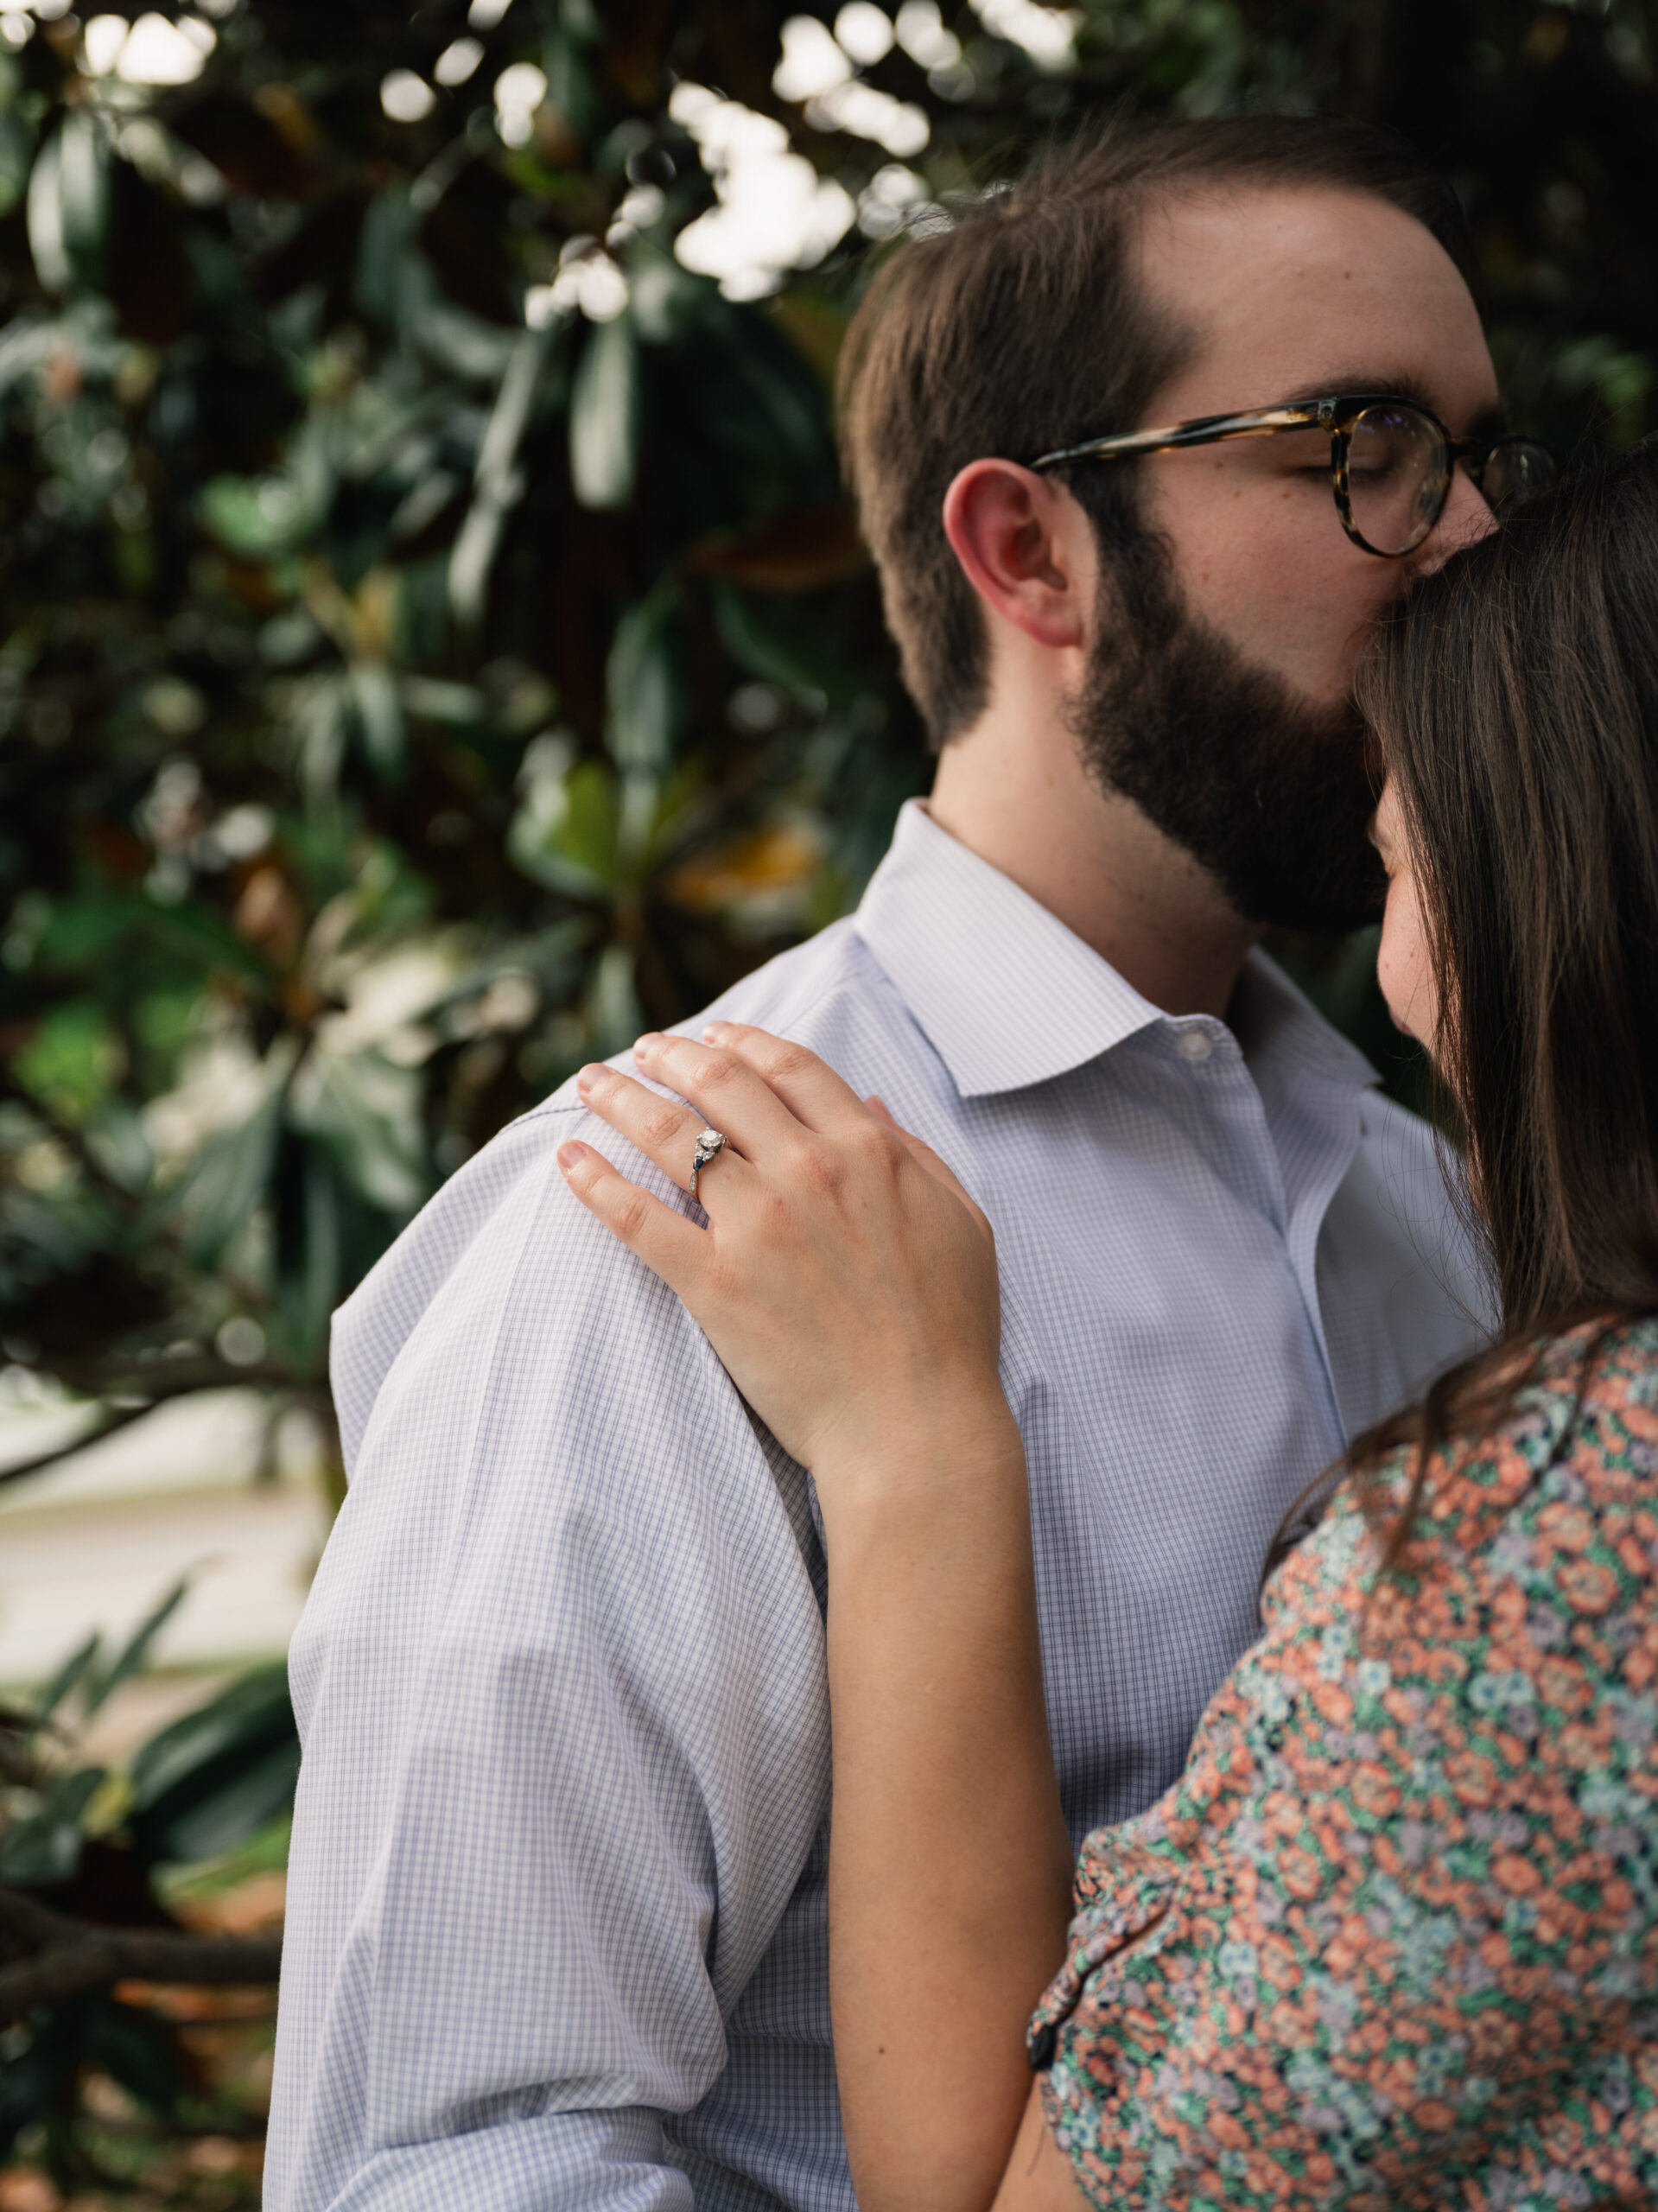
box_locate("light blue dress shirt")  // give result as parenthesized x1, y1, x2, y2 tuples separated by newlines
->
(267, 800, 1489, 2211)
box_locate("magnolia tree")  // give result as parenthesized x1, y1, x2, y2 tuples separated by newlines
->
(2, 0, 1657, 2191)
(0, 0, 1654, 1502)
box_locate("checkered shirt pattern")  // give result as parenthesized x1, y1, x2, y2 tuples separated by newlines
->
(266, 800, 1490, 2211)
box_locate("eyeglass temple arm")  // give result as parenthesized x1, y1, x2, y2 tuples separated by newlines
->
(1031, 405, 1322, 473)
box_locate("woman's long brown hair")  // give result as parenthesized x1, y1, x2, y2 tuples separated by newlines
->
(1347, 440, 1658, 1562)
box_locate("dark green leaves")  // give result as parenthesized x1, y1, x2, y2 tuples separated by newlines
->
(0, 0, 1642, 1522)
(606, 582, 683, 773)
(129, 1664, 300, 1869)
(27, 111, 108, 295)
(0, 1766, 106, 1885)
(82, 1580, 192, 1723)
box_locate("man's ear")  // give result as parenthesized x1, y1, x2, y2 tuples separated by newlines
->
(942, 460, 1092, 652)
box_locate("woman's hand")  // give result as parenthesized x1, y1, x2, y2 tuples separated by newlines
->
(556, 1021, 1007, 1487)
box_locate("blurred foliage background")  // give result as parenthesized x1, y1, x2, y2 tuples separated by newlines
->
(2, 0, 1658, 2196)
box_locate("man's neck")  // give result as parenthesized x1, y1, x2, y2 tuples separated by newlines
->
(926, 707, 1260, 1022)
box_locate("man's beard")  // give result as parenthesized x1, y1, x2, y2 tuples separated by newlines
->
(1069, 534, 1387, 933)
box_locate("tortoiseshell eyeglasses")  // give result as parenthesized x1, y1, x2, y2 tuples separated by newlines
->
(1031, 394, 1559, 559)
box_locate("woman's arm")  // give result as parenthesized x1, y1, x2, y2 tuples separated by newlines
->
(559, 1023, 1075, 2212)
(819, 1390, 1074, 2210)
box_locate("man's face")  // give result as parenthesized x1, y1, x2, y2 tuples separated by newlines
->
(1073, 182, 1502, 932)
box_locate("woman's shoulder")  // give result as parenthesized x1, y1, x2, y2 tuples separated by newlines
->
(1265, 1313, 1658, 1632)
(1255, 1309, 1658, 1663)
(1550, 1309, 1658, 1446)
(1432, 1311, 1658, 1529)
(1410, 1311, 1658, 1536)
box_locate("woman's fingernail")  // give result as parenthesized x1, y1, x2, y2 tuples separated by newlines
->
(575, 1063, 602, 1096)
(557, 1141, 588, 1173)
(702, 1021, 728, 1042)
(632, 1032, 663, 1058)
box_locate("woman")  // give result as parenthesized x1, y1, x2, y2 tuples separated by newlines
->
(555, 442, 1658, 2209)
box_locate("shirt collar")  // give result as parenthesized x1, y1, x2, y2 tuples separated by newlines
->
(854, 799, 1378, 1099)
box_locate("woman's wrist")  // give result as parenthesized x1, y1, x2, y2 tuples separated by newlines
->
(810, 1389, 1026, 1547)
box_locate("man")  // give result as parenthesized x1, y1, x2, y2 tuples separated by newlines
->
(269, 117, 1508, 2210)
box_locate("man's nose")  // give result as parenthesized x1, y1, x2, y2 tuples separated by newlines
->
(1413, 461, 1498, 574)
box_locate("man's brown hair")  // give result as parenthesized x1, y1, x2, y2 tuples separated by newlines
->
(836, 114, 1478, 744)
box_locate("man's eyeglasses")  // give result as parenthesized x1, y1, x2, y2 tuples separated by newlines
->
(1030, 395, 1559, 559)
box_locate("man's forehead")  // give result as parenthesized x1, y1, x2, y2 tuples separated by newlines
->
(1135, 181, 1498, 418)
(1136, 176, 1452, 269)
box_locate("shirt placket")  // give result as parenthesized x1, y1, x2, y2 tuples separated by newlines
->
(1161, 1016, 1351, 1464)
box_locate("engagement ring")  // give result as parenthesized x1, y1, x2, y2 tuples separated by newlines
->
(689, 1127, 727, 1203)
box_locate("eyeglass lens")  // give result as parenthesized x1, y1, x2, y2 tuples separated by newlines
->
(1479, 438, 1557, 516)
(1345, 403, 1447, 556)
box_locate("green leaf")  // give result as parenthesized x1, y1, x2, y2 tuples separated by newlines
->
(289, 1050, 429, 1219)
(586, 941, 642, 1058)
(569, 313, 638, 511)
(130, 1664, 293, 1807)
(11, 1001, 125, 1125)
(606, 583, 682, 774)
(421, 918, 590, 1022)
(448, 323, 556, 628)
(0, 2012, 72, 2161)
(26, 111, 107, 294)
(411, 300, 521, 386)
(137, 1734, 302, 1867)
(507, 755, 619, 898)
(354, 183, 435, 333)
(397, 675, 489, 726)
(350, 661, 405, 780)
(130, 1663, 300, 1869)
(279, 1135, 340, 1362)
(32, 1630, 101, 1731)
(199, 467, 327, 557)
(0, 1764, 105, 1885)
(82, 1577, 191, 1721)
(296, 672, 351, 802)
(628, 239, 702, 346)
(168, 1061, 287, 1271)
(85, 1996, 186, 2118)
(0, 308, 56, 406)
(710, 585, 857, 704)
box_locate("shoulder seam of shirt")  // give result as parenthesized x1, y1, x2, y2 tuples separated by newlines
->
(511, 932, 918, 1133)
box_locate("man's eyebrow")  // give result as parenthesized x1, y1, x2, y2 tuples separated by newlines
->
(1272, 373, 1509, 439)
(1273, 372, 1437, 411)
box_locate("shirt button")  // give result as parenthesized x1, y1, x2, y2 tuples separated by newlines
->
(1175, 1027, 1213, 1063)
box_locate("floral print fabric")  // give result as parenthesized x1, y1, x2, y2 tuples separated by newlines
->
(1030, 1319, 1658, 2210)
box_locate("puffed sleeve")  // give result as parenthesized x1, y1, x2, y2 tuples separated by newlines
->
(1029, 1322, 1658, 2211)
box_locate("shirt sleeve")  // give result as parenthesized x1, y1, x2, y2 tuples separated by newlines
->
(264, 1103, 830, 2212)
(1029, 1324, 1658, 2211)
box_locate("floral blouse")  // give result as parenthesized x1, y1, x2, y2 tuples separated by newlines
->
(1029, 1319, 1658, 2210)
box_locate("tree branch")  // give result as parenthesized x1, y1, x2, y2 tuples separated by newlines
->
(0, 1361, 308, 1490)
(0, 1400, 158, 1490)
(0, 1887, 282, 2018)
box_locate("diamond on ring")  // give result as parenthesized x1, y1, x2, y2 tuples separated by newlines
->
(689, 1127, 727, 1203)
